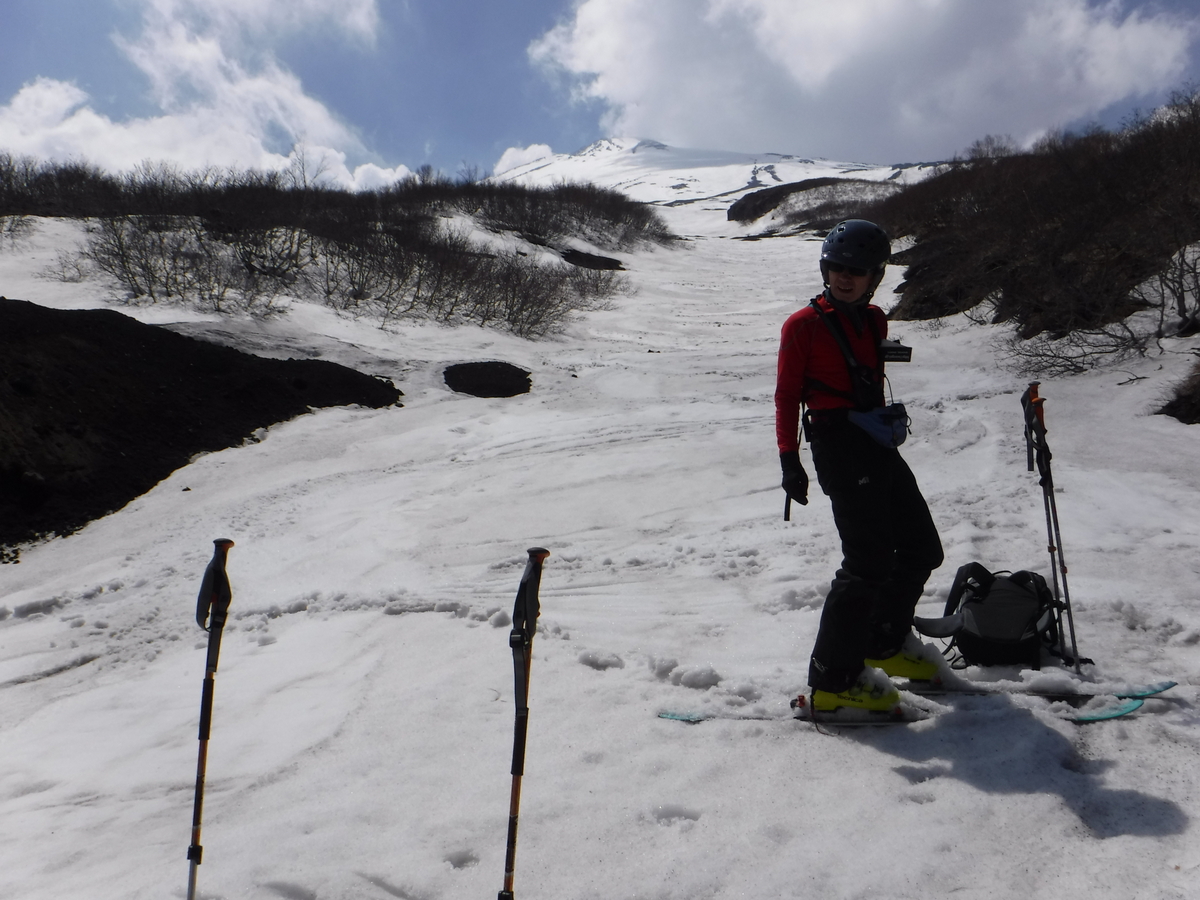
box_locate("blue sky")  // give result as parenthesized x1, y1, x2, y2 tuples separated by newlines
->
(2, 0, 1198, 188)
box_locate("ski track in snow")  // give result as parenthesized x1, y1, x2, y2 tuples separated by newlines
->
(2, 164, 1200, 899)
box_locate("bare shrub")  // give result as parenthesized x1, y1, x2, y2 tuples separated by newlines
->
(84, 215, 281, 314)
(5, 152, 672, 336)
(778, 179, 900, 230)
(0, 214, 33, 248)
(1133, 241, 1200, 337)
(965, 134, 1018, 160)
(999, 312, 1163, 376)
(456, 180, 673, 251)
(468, 252, 588, 337)
(42, 249, 93, 283)
(870, 86, 1200, 374)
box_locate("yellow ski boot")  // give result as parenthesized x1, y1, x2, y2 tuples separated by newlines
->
(810, 669, 902, 714)
(866, 636, 942, 683)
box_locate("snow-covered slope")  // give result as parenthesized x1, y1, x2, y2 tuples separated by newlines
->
(1, 147, 1199, 900)
(494, 137, 934, 237)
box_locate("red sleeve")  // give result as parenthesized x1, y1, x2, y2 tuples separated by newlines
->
(871, 305, 888, 341)
(775, 309, 810, 453)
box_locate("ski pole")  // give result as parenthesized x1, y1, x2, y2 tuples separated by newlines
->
(498, 547, 550, 900)
(1021, 385, 1083, 674)
(187, 538, 235, 900)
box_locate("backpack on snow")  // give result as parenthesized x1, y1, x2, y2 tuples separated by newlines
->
(940, 561, 1059, 669)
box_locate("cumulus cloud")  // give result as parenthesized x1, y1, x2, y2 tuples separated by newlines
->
(492, 143, 555, 175)
(529, 0, 1200, 162)
(0, 0, 409, 189)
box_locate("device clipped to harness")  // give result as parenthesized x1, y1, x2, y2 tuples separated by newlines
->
(879, 338, 912, 363)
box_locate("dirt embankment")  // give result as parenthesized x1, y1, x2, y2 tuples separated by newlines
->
(0, 297, 402, 553)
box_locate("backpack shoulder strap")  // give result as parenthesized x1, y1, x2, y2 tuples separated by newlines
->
(809, 298, 887, 410)
(943, 561, 997, 616)
(809, 298, 861, 368)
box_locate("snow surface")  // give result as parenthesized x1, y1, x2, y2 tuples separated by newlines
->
(2, 139, 1200, 899)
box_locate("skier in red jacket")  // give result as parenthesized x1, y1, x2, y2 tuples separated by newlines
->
(775, 219, 943, 715)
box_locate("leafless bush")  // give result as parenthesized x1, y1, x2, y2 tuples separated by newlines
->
(568, 266, 629, 307)
(1133, 241, 1200, 337)
(869, 86, 1200, 374)
(225, 225, 313, 286)
(42, 248, 93, 283)
(455, 180, 673, 251)
(999, 312, 1163, 376)
(0, 214, 33, 248)
(303, 227, 418, 314)
(467, 251, 597, 337)
(83, 215, 282, 314)
(7, 152, 669, 336)
(779, 180, 900, 230)
(397, 231, 488, 324)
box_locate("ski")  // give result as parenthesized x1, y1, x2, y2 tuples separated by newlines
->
(900, 679, 1176, 705)
(657, 697, 928, 726)
(1068, 698, 1144, 723)
(899, 680, 1169, 723)
(657, 710, 925, 726)
(657, 710, 778, 724)
(658, 682, 1167, 726)
(657, 704, 1138, 725)
(803, 709, 930, 727)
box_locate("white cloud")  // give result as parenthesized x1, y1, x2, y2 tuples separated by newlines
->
(530, 0, 1200, 162)
(492, 143, 555, 176)
(0, 0, 407, 189)
(133, 0, 380, 44)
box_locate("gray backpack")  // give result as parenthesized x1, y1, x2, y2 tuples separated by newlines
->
(932, 562, 1059, 669)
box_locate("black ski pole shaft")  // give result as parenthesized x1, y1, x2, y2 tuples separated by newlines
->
(187, 538, 235, 900)
(1040, 470, 1082, 672)
(1021, 385, 1083, 673)
(499, 547, 550, 900)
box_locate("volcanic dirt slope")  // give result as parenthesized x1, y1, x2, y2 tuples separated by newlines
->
(0, 297, 402, 550)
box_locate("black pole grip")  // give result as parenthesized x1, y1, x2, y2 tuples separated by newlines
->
(511, 548, 549, 642)
(196, 539, 235, 631)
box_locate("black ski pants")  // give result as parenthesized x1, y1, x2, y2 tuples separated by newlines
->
(805, 414, 943, 693)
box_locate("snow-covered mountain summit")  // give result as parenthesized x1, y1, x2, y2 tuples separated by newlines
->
(493, 136, 932, 224)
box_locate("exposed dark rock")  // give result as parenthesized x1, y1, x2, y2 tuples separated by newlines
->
(726, 177, 844, 222)
(443, 362, 531, 398)
(560, 248, 625, 270)
(0, 297, 402, 552)
(1157, 360, 1200, 424)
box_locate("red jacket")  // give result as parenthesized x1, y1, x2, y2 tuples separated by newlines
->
(775, 294, 888, 453)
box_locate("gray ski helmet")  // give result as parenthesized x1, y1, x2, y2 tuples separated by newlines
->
(820, 219, 891, 272)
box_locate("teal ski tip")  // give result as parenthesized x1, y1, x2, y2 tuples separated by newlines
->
(1123, 680, 1177, 699)
(1069, 697, 1144, 723)
(658, 711, 709, 724)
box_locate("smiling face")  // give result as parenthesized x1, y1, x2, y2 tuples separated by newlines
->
(825, 263, 873, 305)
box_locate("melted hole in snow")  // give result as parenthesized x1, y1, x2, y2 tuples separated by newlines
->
(654, 804, 701, 824)
(443, 362, 530, 397)
(444, 850, 479, 869)
(578, 649, 625, 670)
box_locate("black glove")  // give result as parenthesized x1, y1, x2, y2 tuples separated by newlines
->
(780, 450, 808, 506)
